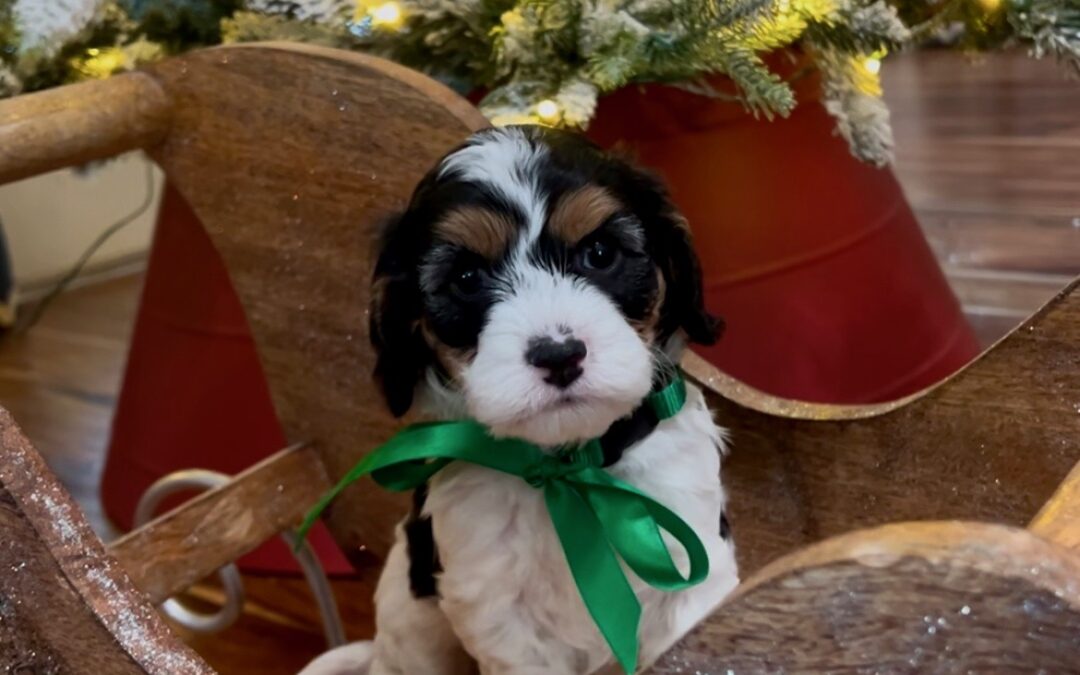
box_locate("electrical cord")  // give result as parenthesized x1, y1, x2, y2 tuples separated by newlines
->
(17, 161, 157, 333)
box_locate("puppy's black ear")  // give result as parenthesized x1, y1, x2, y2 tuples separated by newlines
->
(624, 168, 723, 346)
(656, 211, 724, 346)
(369, 212, 433, 417)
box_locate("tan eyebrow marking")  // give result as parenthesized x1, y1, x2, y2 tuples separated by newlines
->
(548, 185, 623, 245)
(433, 206, 518, 260)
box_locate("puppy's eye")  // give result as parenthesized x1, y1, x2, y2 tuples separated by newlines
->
(450, 265, 485, 299)
(579, 237, 618, 271)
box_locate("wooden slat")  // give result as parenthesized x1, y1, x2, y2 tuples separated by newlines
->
(647, 521, 1080, 673)
(0, 73, 171, 184)
(108, 443, 331, 605)
(0, 408, 212, 674)
(1030, 460, 1080, 553)
(682, 276, 1080, 575)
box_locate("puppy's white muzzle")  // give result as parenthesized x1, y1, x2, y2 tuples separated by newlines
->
(463, 267, 652, 447)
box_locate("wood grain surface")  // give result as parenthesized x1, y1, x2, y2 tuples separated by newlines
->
(0, 409, 212, 674)
(0, 73, 171, 184)
(647, 521, 1080, 673)
(108, 443, 331, 605)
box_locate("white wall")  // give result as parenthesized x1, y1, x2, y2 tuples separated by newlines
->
(0, 151, 164, 296)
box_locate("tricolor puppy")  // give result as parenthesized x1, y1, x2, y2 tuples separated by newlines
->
(302, 126, 738, 675)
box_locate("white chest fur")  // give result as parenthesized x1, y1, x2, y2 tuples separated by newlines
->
(425, 383, 739, 674)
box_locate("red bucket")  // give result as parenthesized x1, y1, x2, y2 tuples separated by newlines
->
(587, 65, 978, 402)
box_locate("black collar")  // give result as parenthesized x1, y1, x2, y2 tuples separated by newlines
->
(598, 401, 661, 467)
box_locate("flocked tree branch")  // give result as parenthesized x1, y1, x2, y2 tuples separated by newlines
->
(0, 0, 1076, 163)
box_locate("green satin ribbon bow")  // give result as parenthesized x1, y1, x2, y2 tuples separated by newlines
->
(296, 375, 707, 674)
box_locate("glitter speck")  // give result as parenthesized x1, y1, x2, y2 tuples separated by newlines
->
(339, 105, 347, 112)
(331, 89, 339, 96)
(1071, 216, 1080, 228)
(927, 625, 937, 635)
(292, 194, 300, 201)
(960, 605, 971, 615)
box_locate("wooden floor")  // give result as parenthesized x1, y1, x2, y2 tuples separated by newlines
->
(0, 49, 1077, 673)
(0, 275, 138, 540)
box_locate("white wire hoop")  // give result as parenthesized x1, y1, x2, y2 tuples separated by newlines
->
(133, 468, 346, 647)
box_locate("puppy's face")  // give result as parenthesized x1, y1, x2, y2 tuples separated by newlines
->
(371, 126, 719, 447)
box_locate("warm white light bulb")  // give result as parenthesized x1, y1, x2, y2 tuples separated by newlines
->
(371, 2, 403, 27)
(536, 99, 560, 122)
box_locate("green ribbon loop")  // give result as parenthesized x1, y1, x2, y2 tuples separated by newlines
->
(296, 375, 706, 674)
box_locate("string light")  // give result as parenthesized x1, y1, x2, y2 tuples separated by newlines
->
(861, 48, 888, 77)
(370, 2, 403, 28)
(75, 47, 126, 79)
(536, 99, 560, 122)
(852, 50, 887, 96)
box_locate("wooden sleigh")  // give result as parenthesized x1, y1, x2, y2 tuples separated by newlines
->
(1, 43, 1077, 673)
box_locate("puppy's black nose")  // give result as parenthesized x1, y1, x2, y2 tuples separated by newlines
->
(526, 336, 587, 389)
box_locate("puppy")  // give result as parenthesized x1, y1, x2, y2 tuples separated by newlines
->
(302, 126, 738, 675)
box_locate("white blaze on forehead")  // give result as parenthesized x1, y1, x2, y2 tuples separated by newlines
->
(438, 127, 549, 245)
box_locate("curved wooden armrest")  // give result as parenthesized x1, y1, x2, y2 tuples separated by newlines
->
(0, 409, 212, 674)
(647, 520, 1080, 673)
(682, 277, 1080, 573)
(0, 73, 171, 184)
